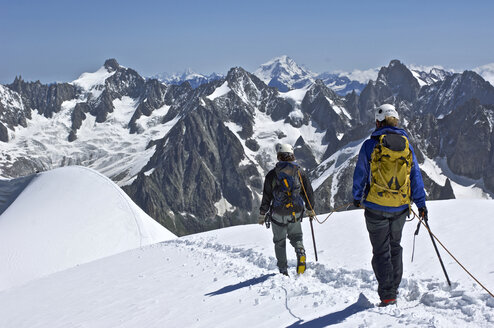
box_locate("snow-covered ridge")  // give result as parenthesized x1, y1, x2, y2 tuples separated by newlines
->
(0, 166, 175, 291)
(72, 66, 116, 92)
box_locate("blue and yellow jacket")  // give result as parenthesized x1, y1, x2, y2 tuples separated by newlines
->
(352, 126, 426, 212)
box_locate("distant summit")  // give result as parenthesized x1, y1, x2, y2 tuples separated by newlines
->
(254, 55, 315, 92)
(253, 55, 373, 95)
(153, 69, 223, 89)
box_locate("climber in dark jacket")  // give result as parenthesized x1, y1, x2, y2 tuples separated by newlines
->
(259, 143, 315, 276)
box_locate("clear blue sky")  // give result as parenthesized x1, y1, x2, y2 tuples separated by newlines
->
(1, 0, 493, 83)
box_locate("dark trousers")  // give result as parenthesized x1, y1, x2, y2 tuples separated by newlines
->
(364, 208, 407, 301)
(271, 212, 304, 271)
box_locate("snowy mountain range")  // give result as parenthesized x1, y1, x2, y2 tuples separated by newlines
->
(1, 58, 494, 237)
(153, 56, 470, 97)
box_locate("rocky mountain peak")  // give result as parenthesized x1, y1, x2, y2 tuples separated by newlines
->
(376, 59, 420, 102)
(461, 70, 493, 89)
(226, 66, 249, 80)
(104, 59, 120, 72)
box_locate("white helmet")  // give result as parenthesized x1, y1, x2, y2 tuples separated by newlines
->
(375, 104, 399, 122)
(275, 143, 294, 154)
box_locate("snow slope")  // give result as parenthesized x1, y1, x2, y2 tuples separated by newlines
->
(0, 166, 175, 291)
(0, 200, 492, 327)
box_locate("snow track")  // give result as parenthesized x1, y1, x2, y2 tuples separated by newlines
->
(171, 235, 494, 327)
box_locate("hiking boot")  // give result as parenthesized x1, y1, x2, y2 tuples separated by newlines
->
(279, 268, 289, 276)
(378, 299, 397, 307)
(296, 248, 306, 274)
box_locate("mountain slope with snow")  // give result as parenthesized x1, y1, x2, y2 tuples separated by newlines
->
(0, 166, 175, 291)
(0, 200, 492, 327)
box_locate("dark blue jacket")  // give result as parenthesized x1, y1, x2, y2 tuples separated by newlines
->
(352, 126, 426, 212)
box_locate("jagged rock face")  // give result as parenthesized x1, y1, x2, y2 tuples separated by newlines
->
(0, 123, 8, 142)
(422, 174, 455, 200)
(439, 100, 494, 180)
(357, 60, 422, 123)
(301, 80, 354, 158)
(344, 91, 360, 121)
(68, 103, 90, 141)
(416, 71, 494, 118)
(8, 78, 77, 118)
(408, 114, 442, 160)
(88, 65, 146, 123)
(129, 80, 169, 133)
(124, 106, 259, 236)
(413, 67, 453, 86)
(0, 84, 30, 133)
(378, 60, 421, 103)
(313, 156, 357, 214)
(357, 80, 393, 123)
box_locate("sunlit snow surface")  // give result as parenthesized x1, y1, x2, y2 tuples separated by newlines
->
(72, 66, 116, 93)
(207, 81, 231, 100)
(0, 166, 175, 291)
(0, 200, 493, 327)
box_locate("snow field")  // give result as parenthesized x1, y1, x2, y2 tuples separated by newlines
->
(0, 166, 175, 291)
(0, 200, 492, 327)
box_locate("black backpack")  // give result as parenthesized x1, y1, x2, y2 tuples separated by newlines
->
(272, 162, 305, 216)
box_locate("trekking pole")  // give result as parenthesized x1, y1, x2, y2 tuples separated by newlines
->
(415, 212, 451, 286)
(309, 216, 318, 262)
(424, 218, 451, 286)
(297, 171, 318, 262)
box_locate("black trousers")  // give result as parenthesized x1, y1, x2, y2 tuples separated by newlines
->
(364, 208, 408, 301)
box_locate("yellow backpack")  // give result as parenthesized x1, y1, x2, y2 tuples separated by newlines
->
(366, 133, 412, 207)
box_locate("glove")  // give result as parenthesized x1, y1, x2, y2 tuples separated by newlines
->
(258, 214, 265, 225)
(307, 209, 316, 219)
(353, 199, 361, 208)
(418, 207, 428, 223)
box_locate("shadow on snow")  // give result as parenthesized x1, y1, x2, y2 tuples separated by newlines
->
(205, 273, 276, 296)
(285, 293, 373, 327)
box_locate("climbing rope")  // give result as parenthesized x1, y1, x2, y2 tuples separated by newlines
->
(313, 202, 353, 224)
(411, 208, 494, 298)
